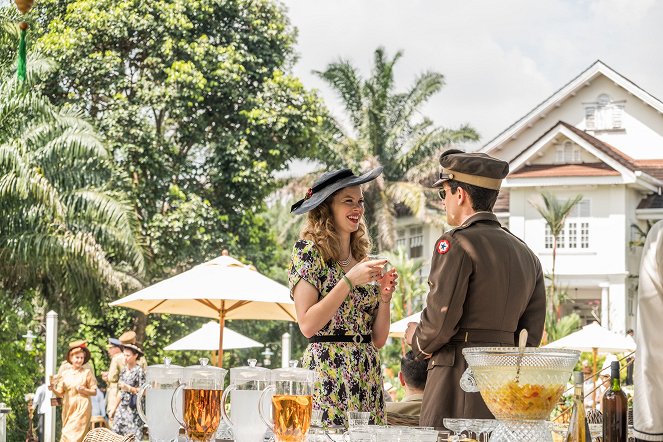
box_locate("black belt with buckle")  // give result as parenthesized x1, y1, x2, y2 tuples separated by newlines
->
(308, 333, 372, 344)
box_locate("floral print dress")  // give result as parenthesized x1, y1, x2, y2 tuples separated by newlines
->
(111, 365, 145, 440)
(289, 239, 385, 427)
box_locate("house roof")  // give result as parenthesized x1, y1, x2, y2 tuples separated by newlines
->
(509, 163, 620, 178)
(637, 194, 663, 210)
(482, 60, 663, 154)
(506, 121, 663, 191)
(493, 191, 509, 213)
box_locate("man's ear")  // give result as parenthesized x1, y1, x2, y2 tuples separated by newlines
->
(398, 371, 405, 387)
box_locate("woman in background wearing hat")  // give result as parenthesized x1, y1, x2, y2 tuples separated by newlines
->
(49, 341, 97, 442)
(110, 343, 145, 440)
(289, 166, 398, 426)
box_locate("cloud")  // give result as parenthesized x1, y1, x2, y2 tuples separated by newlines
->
(282, 0, 663, 146)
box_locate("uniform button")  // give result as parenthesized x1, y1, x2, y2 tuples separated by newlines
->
(432, 361, 435, 366)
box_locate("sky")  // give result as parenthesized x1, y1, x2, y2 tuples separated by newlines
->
(280, 0, 663, 150)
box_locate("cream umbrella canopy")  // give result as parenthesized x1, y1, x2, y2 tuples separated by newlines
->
(164, 322, 263, 351)
(389, 311, 422, 338)
(110, 251, 296, 366)
(544, 321, 636, 388)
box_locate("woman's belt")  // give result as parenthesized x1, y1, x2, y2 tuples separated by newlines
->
(308, 333, 372, 344)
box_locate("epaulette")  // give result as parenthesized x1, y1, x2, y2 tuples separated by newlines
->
(447, 222, 473, 237)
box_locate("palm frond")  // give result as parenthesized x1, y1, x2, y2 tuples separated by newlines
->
(385, 181, 427, 220)
(314, 60, 364, 130)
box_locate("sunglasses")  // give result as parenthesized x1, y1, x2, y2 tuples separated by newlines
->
(438, 189, 447, 200)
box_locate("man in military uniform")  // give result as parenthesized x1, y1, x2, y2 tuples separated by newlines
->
(405, 149, 546, 429)
(103, 336, 125, 421)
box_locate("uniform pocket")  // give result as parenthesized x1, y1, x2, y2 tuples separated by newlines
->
(427, 345, 456, 370)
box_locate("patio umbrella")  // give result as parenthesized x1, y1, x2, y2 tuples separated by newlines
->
(110, 251, 296, 366)
(544, 321, 636, 387)
(389, 311, 422, 338)
(164, 322, 263, 351)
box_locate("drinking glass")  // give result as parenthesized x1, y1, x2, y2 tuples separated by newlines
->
(346, 411, 370, 428)
(342, 428, 376, 442)
(366, 255, 389, 286)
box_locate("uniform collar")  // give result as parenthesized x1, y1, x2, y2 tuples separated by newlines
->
(457, 211, 499, 229)
(402, 393, 424, 402)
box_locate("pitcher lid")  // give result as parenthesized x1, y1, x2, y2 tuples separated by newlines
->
(230, 358, 270, 383)
(146, 357, 183, 382)
(183, 358, 227, 383)
(270, 360, 316, 383)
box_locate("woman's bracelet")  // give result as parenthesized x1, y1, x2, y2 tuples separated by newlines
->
(342, 275, 354, 292)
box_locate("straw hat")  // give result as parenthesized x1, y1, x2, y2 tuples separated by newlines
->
(66, 340, 91, 364)
(122, 343, 144, 357)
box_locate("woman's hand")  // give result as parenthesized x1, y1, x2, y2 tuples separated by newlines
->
(378, 268, 398, 302)
(345, 258, 388, 287)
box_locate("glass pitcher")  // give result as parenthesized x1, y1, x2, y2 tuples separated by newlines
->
(137, 357, 183, 442)
(220, 359, 270, 442)
(171, 358, 227, 442)
(259, 361, 315, 442)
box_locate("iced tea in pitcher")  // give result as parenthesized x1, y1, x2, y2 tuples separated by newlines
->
(272, 394, 312, 442)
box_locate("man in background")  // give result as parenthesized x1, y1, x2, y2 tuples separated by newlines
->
(386, 350, 428, 417)
(102, 336, 124, 422)
(32, 382, 49, 442)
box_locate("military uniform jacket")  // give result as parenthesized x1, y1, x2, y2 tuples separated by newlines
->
(412, 212, 546, 429)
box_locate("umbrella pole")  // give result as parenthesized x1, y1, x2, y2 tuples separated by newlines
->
(218, 306, 225, 367)
(592, 347, 598, 409)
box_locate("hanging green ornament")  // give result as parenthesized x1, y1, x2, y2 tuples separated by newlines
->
(14, 0, 34, 82)
(17, 22, 28, 81)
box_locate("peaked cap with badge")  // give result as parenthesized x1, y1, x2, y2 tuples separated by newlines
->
(290, 166, 383, 215)
(433, 149, 509, 190)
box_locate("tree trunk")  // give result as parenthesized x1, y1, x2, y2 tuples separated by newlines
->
(134, 312, 147, 347)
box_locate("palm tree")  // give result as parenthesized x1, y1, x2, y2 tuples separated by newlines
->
(316, 47, 479, 250)
(530, 192, 582, 323)
(0, 37, 144, 310)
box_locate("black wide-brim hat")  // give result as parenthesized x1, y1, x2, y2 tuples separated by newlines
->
(290, 166, 383, 215)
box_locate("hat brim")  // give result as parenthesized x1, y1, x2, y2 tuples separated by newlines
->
(432, 173, 452, 188)
(291, 166, 383, 215)
(122, 343, 144, 357)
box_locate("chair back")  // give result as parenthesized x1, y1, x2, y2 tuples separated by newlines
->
(83, 428, 135, 442)
(386, 411, 420, 427)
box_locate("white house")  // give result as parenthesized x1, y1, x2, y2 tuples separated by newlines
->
(397, 61, 663, 334)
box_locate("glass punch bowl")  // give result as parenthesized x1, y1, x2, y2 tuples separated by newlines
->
(462, 347, 580, 421)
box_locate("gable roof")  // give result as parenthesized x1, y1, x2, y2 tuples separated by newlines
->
(506, 121, 663, 192)
(482, 60, 663, 154)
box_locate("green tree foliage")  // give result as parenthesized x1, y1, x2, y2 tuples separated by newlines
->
(33, 0, 329, 261)
(0, 41, 145, 315)
(315, 47, 479, 250)
(0, 293, 42, 442)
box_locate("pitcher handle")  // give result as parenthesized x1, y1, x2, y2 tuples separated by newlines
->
(220, 384, 236, 429)
(258, 385, 275, 433)
(136, 383, 149, 424)
(171, 384, 185, 428)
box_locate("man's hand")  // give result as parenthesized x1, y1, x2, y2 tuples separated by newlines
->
(405, 321, 418, 346)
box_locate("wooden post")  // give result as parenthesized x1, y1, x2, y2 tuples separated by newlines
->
(218, 303, 225, 367)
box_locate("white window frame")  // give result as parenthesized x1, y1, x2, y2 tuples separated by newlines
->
(543, 200, 591, 250)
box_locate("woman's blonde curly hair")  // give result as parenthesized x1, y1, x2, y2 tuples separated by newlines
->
(300, 191, 371, 263)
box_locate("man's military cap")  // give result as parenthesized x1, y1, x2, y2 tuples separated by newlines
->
(433, 149, 509, 190)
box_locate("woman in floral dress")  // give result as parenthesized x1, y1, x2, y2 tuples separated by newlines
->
(110, 344, 145, 440)
(289, 167, 398, 427)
